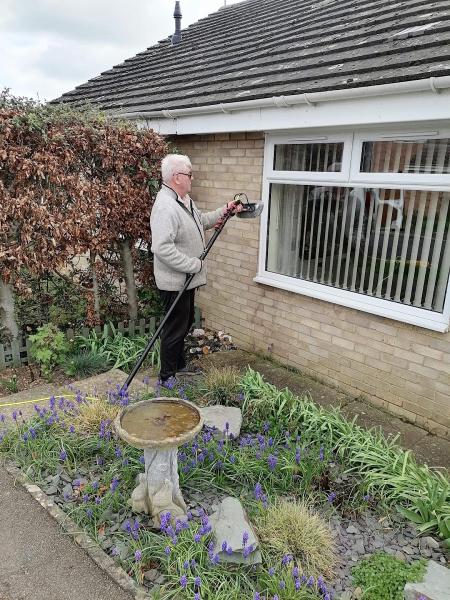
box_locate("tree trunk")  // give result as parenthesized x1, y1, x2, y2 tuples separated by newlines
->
(0, 279, 19, 341)
(119, 239, 138, 321)
(90, 250, 101, 323)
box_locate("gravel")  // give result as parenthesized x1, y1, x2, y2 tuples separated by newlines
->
(36, 468, 449, 598)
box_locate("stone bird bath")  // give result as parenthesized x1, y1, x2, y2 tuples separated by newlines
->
(114, 397, 203, 525)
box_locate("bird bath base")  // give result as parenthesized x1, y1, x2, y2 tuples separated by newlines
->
(131, 448, 186, 522)
(114, 398, 203, 526)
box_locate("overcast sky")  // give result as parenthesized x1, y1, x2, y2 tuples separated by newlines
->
(1, 0, 246, 102)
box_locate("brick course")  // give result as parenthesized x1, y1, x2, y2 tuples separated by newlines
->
(174, 133, 450, 440)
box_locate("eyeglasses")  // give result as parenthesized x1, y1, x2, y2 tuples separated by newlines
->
(176, 172, 193, 179)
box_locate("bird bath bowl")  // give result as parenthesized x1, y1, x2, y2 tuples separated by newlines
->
(114, 398, 203, 525)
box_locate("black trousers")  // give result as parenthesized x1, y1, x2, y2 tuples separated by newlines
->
(158, 288, 195, 381)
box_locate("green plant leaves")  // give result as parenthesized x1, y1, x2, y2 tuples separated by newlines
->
(240, 367, 450, 540)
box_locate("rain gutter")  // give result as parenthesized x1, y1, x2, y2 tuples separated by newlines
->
(117, 75, 450, 121)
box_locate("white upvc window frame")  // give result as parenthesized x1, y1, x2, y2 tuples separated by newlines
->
(266, 133, 353, 183)
(256, 127, 450, 333)
(351, 128, 450, 187)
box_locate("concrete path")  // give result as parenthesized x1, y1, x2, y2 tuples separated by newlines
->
(0, 368, 152, 422)
(0, 467, 134, 600)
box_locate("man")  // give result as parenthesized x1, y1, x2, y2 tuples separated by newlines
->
(150, 154, 241, 384)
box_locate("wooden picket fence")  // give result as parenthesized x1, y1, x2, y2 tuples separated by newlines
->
(0, 308, 202, 371)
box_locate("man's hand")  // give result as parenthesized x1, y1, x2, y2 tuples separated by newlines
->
(225, 200, 244, 215)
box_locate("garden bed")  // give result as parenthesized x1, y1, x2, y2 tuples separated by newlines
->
(0, 364, 69, 396)
(0, 367, 448, 599)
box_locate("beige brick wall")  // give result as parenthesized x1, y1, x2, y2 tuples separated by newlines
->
(175, 133, 450, 439)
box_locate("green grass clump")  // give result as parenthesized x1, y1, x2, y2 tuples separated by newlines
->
(199, 366, 241, 405)
(352, 552, 426, 600)
(255, 499, 336, 579)
(62, 350, 111, 378)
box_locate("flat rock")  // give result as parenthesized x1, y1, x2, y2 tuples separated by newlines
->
(404, 560, 450, 599)
(200, 406, 242, 440)
(210, 497, 261, 565)
(346, 525, 358, 534)
(421, 536, 440, 550)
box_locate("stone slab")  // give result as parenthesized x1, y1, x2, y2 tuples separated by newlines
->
(67, 368, 148, 399)
(200, 405, 242, 439)
(0, 369, 150, 425)
(210, 497, 261, 565)
(404, 559, 450, 599)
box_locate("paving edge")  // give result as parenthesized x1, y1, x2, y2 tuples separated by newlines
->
(2, 460, 151, 600)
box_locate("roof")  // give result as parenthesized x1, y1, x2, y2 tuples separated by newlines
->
(55, 0, 450, 115)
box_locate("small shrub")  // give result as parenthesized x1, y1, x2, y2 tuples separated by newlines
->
(29, 323, 69, 378)
(62, 350, 112, 378)
(254, 499, 336, 578)
(352, 552, 426, 600)
(66, 396, 119, 434)
(200, 366, 241, 405)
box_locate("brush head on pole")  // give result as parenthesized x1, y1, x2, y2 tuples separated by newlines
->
(236, 202, 264, 218)
(233, 192, 264, 218)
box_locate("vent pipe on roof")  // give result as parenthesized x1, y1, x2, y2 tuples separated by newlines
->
(171, 1, 182, 45)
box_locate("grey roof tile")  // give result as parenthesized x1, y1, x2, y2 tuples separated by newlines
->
(54, 0, 450, 113)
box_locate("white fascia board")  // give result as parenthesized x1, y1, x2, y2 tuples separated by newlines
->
(138, 88, 450, 136)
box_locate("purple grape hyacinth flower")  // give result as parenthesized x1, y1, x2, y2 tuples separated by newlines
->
(59, 450, 67, 461)
(268, 454, 278, 470)
(134, 550, 142, 562)
(180, 574, 187, 588)
(327, 492, 337, 503)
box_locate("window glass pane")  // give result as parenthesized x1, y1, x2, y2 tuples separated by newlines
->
(273, 142, 343, 172)
(266, 183, 450, 313)
(360, 139, 450, 174)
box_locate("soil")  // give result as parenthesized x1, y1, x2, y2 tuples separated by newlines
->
(0, 364, 70, 397)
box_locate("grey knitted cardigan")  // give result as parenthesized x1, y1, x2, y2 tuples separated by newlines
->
(150, 185, 226, 291)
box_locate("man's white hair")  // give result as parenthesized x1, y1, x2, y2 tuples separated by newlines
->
(161, 154, 192, 183)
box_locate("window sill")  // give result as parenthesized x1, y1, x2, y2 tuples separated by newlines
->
(254, 272, 449, 333)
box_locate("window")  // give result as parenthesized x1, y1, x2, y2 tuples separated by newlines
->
(257, 129, 450, 331)
(273, 141, 344, 172)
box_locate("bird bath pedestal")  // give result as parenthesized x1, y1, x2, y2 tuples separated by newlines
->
(114, 398, 203, 526)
